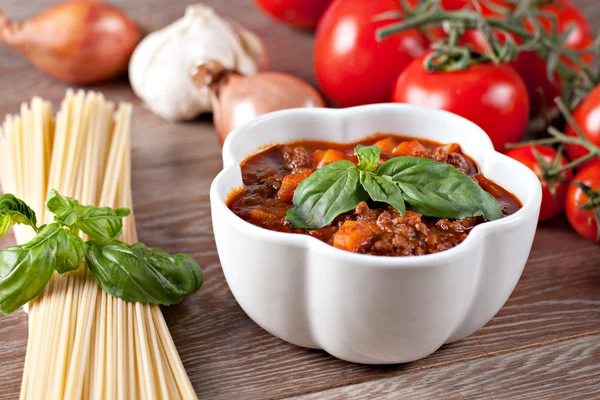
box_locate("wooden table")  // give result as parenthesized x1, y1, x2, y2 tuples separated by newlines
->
(0, 0, 599, 398)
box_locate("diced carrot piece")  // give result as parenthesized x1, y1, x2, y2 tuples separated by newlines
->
(277, 171, 313, 202)
(313, 149, 326, 166)
(315, 149, 352, 168)
(393, 140, 427, 156)
(250, 207, 287, 223)
(374, 138, 398, 154)
(332, 220, 374, 253)
(250, 208, 274, 221)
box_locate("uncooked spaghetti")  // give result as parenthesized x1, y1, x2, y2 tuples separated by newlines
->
(0, 90, 197, 399)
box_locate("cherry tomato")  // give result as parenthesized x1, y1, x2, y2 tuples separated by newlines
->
(314, 0, 428, 107)
(506, 146, 573, 222)
(254, 0, 333, 30)
(458, 0, 592, 115)
(392, 55, 530, 151)
(565, 84, 600, 170)
(566, 159, 600, 243)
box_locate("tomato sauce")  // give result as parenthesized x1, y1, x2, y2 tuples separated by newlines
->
(227, 134, 521, 256)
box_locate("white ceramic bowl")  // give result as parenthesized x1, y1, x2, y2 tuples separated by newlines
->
(210, 104, 542, 364)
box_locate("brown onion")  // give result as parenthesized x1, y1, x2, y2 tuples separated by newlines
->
(193, 60, 325, 144)
(0, 1, 141, 84)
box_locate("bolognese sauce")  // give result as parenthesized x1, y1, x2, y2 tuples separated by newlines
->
(227, 134, 521, 256)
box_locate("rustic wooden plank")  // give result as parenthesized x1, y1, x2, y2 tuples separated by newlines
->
(475, 217, 600, 353)
(0, 0, 598, 400)
(289, 334, 600, 400)
(0, 311, 27, 399)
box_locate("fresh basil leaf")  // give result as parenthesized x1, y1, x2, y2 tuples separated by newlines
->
(46, 189, 79, 219)
(359, 171, 406, 215)
(52, 228, 87, 274)
(69, 206, 130, 241)
(286, 161, 367, 229)
(0, 225, 57, 314)
(46, 189, 130, 241)
(355, 145, 381, 172)
(85, 241, 203, 306)
(0, 194, 38, 236)
(376, 157, 504, 221)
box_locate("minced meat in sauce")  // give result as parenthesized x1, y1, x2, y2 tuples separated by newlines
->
(227, 134, 521, 256)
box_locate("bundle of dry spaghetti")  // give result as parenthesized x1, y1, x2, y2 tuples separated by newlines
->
(0, 90, 197, 399)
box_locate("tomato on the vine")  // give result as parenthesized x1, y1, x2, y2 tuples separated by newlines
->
(440, 0, 512, 12)
(565, 84, 600, 170)
(254, 0, 333, 30)
(531, 0, 592, 51)
(392, 55, 530, 152)
(566, 160, 600, 243)
(456, 0, 592, 115)
(314, 0, 428, 107)
(519, 0, 593, 113)
(506, 146, 573, 222)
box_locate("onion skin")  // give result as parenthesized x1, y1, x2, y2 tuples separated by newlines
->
(0, 1, 141, 84)
(215, 73, 326, 144)
(194, 62, 325, 144)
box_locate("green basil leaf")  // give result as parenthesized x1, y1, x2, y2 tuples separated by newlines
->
(0, 224, 58, 314)
(286, 161, 367, 229)
(376, 157, 504, 221)
(0, 194, 38, 236)
(359, 171, 405, 215)
(46, 189, 79, 220)
(52, 228, 87, 275)
(355, 145, 381, 172)
(69, 206, 130, 241)
(47, 189, 130, 241)
(85, 241, 203, 306)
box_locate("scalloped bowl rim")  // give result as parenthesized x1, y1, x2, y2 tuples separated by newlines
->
(211, 103, 541, 268)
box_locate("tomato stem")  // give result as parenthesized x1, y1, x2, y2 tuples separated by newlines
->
(574, 182, 600, 241)
(377, 1, 599, 99)
(507, 97, 600, 178)
(550, 152, 598, 175)
(574, 182, 600, 210)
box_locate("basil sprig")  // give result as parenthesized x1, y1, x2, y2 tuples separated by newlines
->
(0, 191, 203, 315)
(46, 190, 131, 241)
(286, 146, 504, 229)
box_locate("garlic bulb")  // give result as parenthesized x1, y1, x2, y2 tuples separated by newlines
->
(129, 4, 267, 121)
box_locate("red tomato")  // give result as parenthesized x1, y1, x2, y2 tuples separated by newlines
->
(508, 51, 561, 115)
(520, 0, 593, 113)
(254, 0, 333, 30)
(565, 85, 600, 170)
(458, 0, 592, 115)
(532, 0, 592, 50)
(392, 56, 530, 151)
(506, 146, 573, 222)
(440, 0, 512, 12)
(314, 0, 428, 107)
(566, 160, 600, 242)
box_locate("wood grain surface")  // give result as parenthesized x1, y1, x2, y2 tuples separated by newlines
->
(291, 335, 600, 400)
(0, 1, 599, 399)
